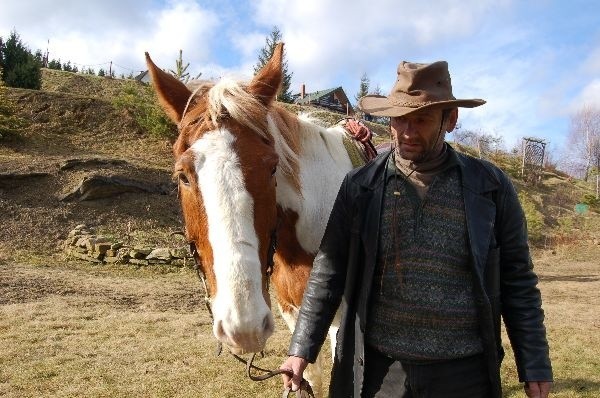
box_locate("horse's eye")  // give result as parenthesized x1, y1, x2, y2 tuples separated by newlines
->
(179, 173, 191, 186)
(271, 167, 277, 177)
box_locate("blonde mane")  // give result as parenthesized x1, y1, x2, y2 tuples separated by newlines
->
(199, 79, 302, 193)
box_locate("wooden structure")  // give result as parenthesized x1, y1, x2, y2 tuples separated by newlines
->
(294, 86, 354, 115)
(521, 137, 547, 183)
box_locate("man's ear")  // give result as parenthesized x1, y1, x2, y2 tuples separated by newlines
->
(445, 108, 459, 132)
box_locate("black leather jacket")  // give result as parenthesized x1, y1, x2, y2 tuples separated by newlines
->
(288, 147, 552, 398)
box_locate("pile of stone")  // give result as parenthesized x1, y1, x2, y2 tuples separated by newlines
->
(64, 224, 193, 266)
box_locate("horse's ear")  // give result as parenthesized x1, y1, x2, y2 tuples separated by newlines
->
(248, 42, 284, 106)
(145, 52, 191, 124)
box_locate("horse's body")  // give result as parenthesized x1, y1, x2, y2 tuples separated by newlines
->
(146, 44, 355, 394)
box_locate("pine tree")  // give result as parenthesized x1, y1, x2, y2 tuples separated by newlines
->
(0, 30, 41, 89)
(169, 49, 201, 84)
(253, 26, 294, 103)
(355, 73, 370, 103)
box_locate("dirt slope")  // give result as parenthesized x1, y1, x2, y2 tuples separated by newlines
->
(0, 69, 597, 263)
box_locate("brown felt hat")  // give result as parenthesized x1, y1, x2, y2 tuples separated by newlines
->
(359, 61, 485, 117)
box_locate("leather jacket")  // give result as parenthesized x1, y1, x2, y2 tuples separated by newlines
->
(288, 147, 552, 398)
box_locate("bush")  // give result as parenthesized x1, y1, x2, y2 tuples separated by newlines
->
(0, 94, 28, 135)
(112, 84, 175, 138)
(581, 193, 600, 213)
(518, 191, 545, 242)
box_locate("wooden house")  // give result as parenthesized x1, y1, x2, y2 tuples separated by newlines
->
(294, 85, 354, 115)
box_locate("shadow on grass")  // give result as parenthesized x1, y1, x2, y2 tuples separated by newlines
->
(503, 378, 600, 396)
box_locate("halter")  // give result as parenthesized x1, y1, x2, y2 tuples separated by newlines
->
(186, 222, 314, 398)
(176, 88, 313, 397)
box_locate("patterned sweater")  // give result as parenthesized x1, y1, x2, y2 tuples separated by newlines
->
(365, 156, 483, 362)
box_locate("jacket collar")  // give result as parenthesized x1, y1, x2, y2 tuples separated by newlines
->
(352, 144, 500, 194)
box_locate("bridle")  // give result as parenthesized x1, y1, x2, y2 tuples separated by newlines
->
(186, 220, 314, 397)
(176, 89, 313, 397)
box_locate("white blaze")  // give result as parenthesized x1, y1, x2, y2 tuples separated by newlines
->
(190, 128, 273, 352)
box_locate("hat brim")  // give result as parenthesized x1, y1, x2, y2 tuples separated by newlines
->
(359, 95, 486, 117)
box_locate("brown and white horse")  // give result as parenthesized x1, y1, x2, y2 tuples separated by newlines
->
(146, 44, 356, 393)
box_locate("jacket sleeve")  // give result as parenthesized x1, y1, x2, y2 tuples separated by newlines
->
(497, 173, 553, 382)
(287, 174, 353, 362)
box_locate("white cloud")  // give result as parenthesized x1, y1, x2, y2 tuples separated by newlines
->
(570, 79, 600, 111)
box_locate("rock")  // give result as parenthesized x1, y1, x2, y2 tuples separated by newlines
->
(133, 246, 152, 255)
(94, 242, 112, 254)
(170, 247, 189, 259)
(85, 238, 97, 252)
(104, 256, 121, 264)
(146, 248, 172, 261)
(129, 249, 150, 259)
(60, 174, 170, 201)
(76, 237, 91, 248)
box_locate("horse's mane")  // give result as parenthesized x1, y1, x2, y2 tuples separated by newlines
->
(189, 78, 302, 193)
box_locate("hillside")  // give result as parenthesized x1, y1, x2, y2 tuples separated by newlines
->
(0, 69, 598, 263)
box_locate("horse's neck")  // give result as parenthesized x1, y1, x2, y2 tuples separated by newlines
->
(275, 114, 353, 255)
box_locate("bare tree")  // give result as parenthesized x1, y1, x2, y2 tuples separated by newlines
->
(453, 128, 504, 158)
(567, 105, 600, 181)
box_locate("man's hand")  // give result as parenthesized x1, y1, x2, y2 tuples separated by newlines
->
(524, 381, 552, 398)
(280, 355, 309, 392)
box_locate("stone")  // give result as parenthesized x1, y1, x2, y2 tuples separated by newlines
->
(59, 174, 170, 201)
(94, 242, 112, 254)
(133, 246, 152, 255)
(76, 237, 91, 248)
(85, 238, 97, 252)
(69, 251, 102, 263)
(170, 248, 189, 259)
(146, 248, 172, 261)
(171, 259, 188, 267)
(104, 256, 121, 264)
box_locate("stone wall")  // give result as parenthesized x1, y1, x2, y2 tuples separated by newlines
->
(63, 224, 193, 266)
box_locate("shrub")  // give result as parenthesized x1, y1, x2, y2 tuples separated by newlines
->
(0, 94, 28, 135)
(581, 193, 600, 213)
(112, 84, 175, 138)
(518, 191, 545, 242)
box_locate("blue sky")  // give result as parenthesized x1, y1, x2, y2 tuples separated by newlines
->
(2, 0, 599, 154)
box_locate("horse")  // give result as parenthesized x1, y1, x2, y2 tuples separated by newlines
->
(145, 43, 366, 395)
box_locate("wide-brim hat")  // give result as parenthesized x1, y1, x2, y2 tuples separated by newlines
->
(359, 61, 485, 117)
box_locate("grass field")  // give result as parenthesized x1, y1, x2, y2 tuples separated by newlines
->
(1, 244, 599, 398)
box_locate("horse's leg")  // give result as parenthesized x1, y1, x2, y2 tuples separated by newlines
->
(278, 304, 324, 398)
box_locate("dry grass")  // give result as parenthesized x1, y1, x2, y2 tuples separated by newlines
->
(1, 243, 598, 397)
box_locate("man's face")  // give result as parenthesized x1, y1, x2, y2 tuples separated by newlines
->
(391, 108, 457, 161)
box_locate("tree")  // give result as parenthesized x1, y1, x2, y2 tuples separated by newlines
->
(566, 105, 600, 181)
(453, 128, 504, 158)
(254, 26, 294, 103)
(48, 59, 62, 70)
(355, 73, 370, 103)
(0, 30, 41, 89)
(98, 68, 106, 77)
(168, 49, 201, 84)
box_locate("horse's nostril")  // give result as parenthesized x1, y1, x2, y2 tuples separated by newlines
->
(263, 314, 274, 334)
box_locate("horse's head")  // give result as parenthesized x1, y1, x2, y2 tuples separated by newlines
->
(146, 45, 289, 354)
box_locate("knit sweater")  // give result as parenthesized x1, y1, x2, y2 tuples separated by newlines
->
(365, 155, 483, 362)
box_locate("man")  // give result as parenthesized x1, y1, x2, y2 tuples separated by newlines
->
(280, 61, 553, 397)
